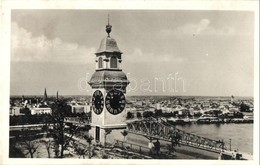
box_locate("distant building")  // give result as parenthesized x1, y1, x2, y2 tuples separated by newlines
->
(10, 106, 21, 116)
(71, 103, 92, 113)
(31, 107, 52, 115)
(156, 103, 161, 110)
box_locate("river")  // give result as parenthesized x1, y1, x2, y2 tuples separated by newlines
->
(176, 123, 253, 154)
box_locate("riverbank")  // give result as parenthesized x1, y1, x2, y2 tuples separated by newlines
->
(165, 117, 253, 125)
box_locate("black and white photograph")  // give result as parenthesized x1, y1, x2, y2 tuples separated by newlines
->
(0, 1, 259, 165)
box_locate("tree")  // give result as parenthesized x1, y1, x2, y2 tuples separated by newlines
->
(50, 100, 81, 158)
(42, 114, 52, 135)
(23, 140, 39, 158)
(83, 134, 95, 158)
(154, 109, 162, 118)
(161, 112, 172, 118)
(240, 102, 250, 112)
(19, 129, 39, 158)
(74, 144, 87, 159)
(20, 107, 31, 115)
(234, 112, 244, 118)
(9, 140, 25, 158)
(40, 138, 53, 158)
(143, 111, 153, 118)
(121, 130, 128, 141)
(83, 133, 93, 146)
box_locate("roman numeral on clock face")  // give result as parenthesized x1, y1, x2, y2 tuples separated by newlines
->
(105, 89, 126, 115)
(106, 104, 111, 110)
(92, 90, 104, 115)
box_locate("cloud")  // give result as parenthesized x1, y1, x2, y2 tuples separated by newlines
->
(126, 48, 186, 63)
(11, 22, 95, 63)
(161, 19, 236, 36)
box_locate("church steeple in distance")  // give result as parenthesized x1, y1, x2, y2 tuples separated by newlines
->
(43, 88, 47, 101)
(56, 90, 59, 101)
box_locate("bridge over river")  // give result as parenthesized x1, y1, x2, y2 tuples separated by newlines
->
(126, 118, 226, 153)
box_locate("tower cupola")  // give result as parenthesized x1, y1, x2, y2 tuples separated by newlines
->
(94, 16, 123, 71)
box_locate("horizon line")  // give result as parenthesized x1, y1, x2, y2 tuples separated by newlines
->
(9, 94, 254, 98)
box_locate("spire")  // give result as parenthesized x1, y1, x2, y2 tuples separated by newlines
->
(106, 14, 112, 37)
(43, 88, 47, 101)
(108, 14, 110, 25)
(56, 90, 59, 101)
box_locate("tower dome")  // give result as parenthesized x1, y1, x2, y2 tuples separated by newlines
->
(96, 36, 122, 54)
(96, 15, 122, 54)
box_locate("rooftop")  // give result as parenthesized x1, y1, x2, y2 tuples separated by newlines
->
(96, 36, 122, 54)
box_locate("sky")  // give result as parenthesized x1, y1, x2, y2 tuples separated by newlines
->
(10, 10, 254, 96)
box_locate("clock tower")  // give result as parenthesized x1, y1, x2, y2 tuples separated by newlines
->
(88, 18, 129, 144)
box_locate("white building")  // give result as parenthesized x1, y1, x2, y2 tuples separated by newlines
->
(31, 107, 52, 115)
(71, 104, 92, 113)
(10, 106, 21, 116)
(156, 103, 161, 110)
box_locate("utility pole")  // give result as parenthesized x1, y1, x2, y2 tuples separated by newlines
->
(229, 139, 232, 151)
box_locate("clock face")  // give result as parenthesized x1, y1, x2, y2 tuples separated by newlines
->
(105, 89, 126, 115)
(92, 90, 104, 115)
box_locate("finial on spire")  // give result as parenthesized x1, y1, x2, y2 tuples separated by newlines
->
(106, 14, 112, 37)
(108, 14, 110, 25)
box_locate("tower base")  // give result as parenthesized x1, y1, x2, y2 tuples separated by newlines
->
(90, 124, 127, 145)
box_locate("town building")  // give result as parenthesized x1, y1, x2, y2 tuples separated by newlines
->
(71, 103, 92, 113)
(31, 107, 52, 115)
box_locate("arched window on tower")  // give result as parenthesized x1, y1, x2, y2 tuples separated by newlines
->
(110, 57, 117, 68)
(98, 57, 103, 68)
